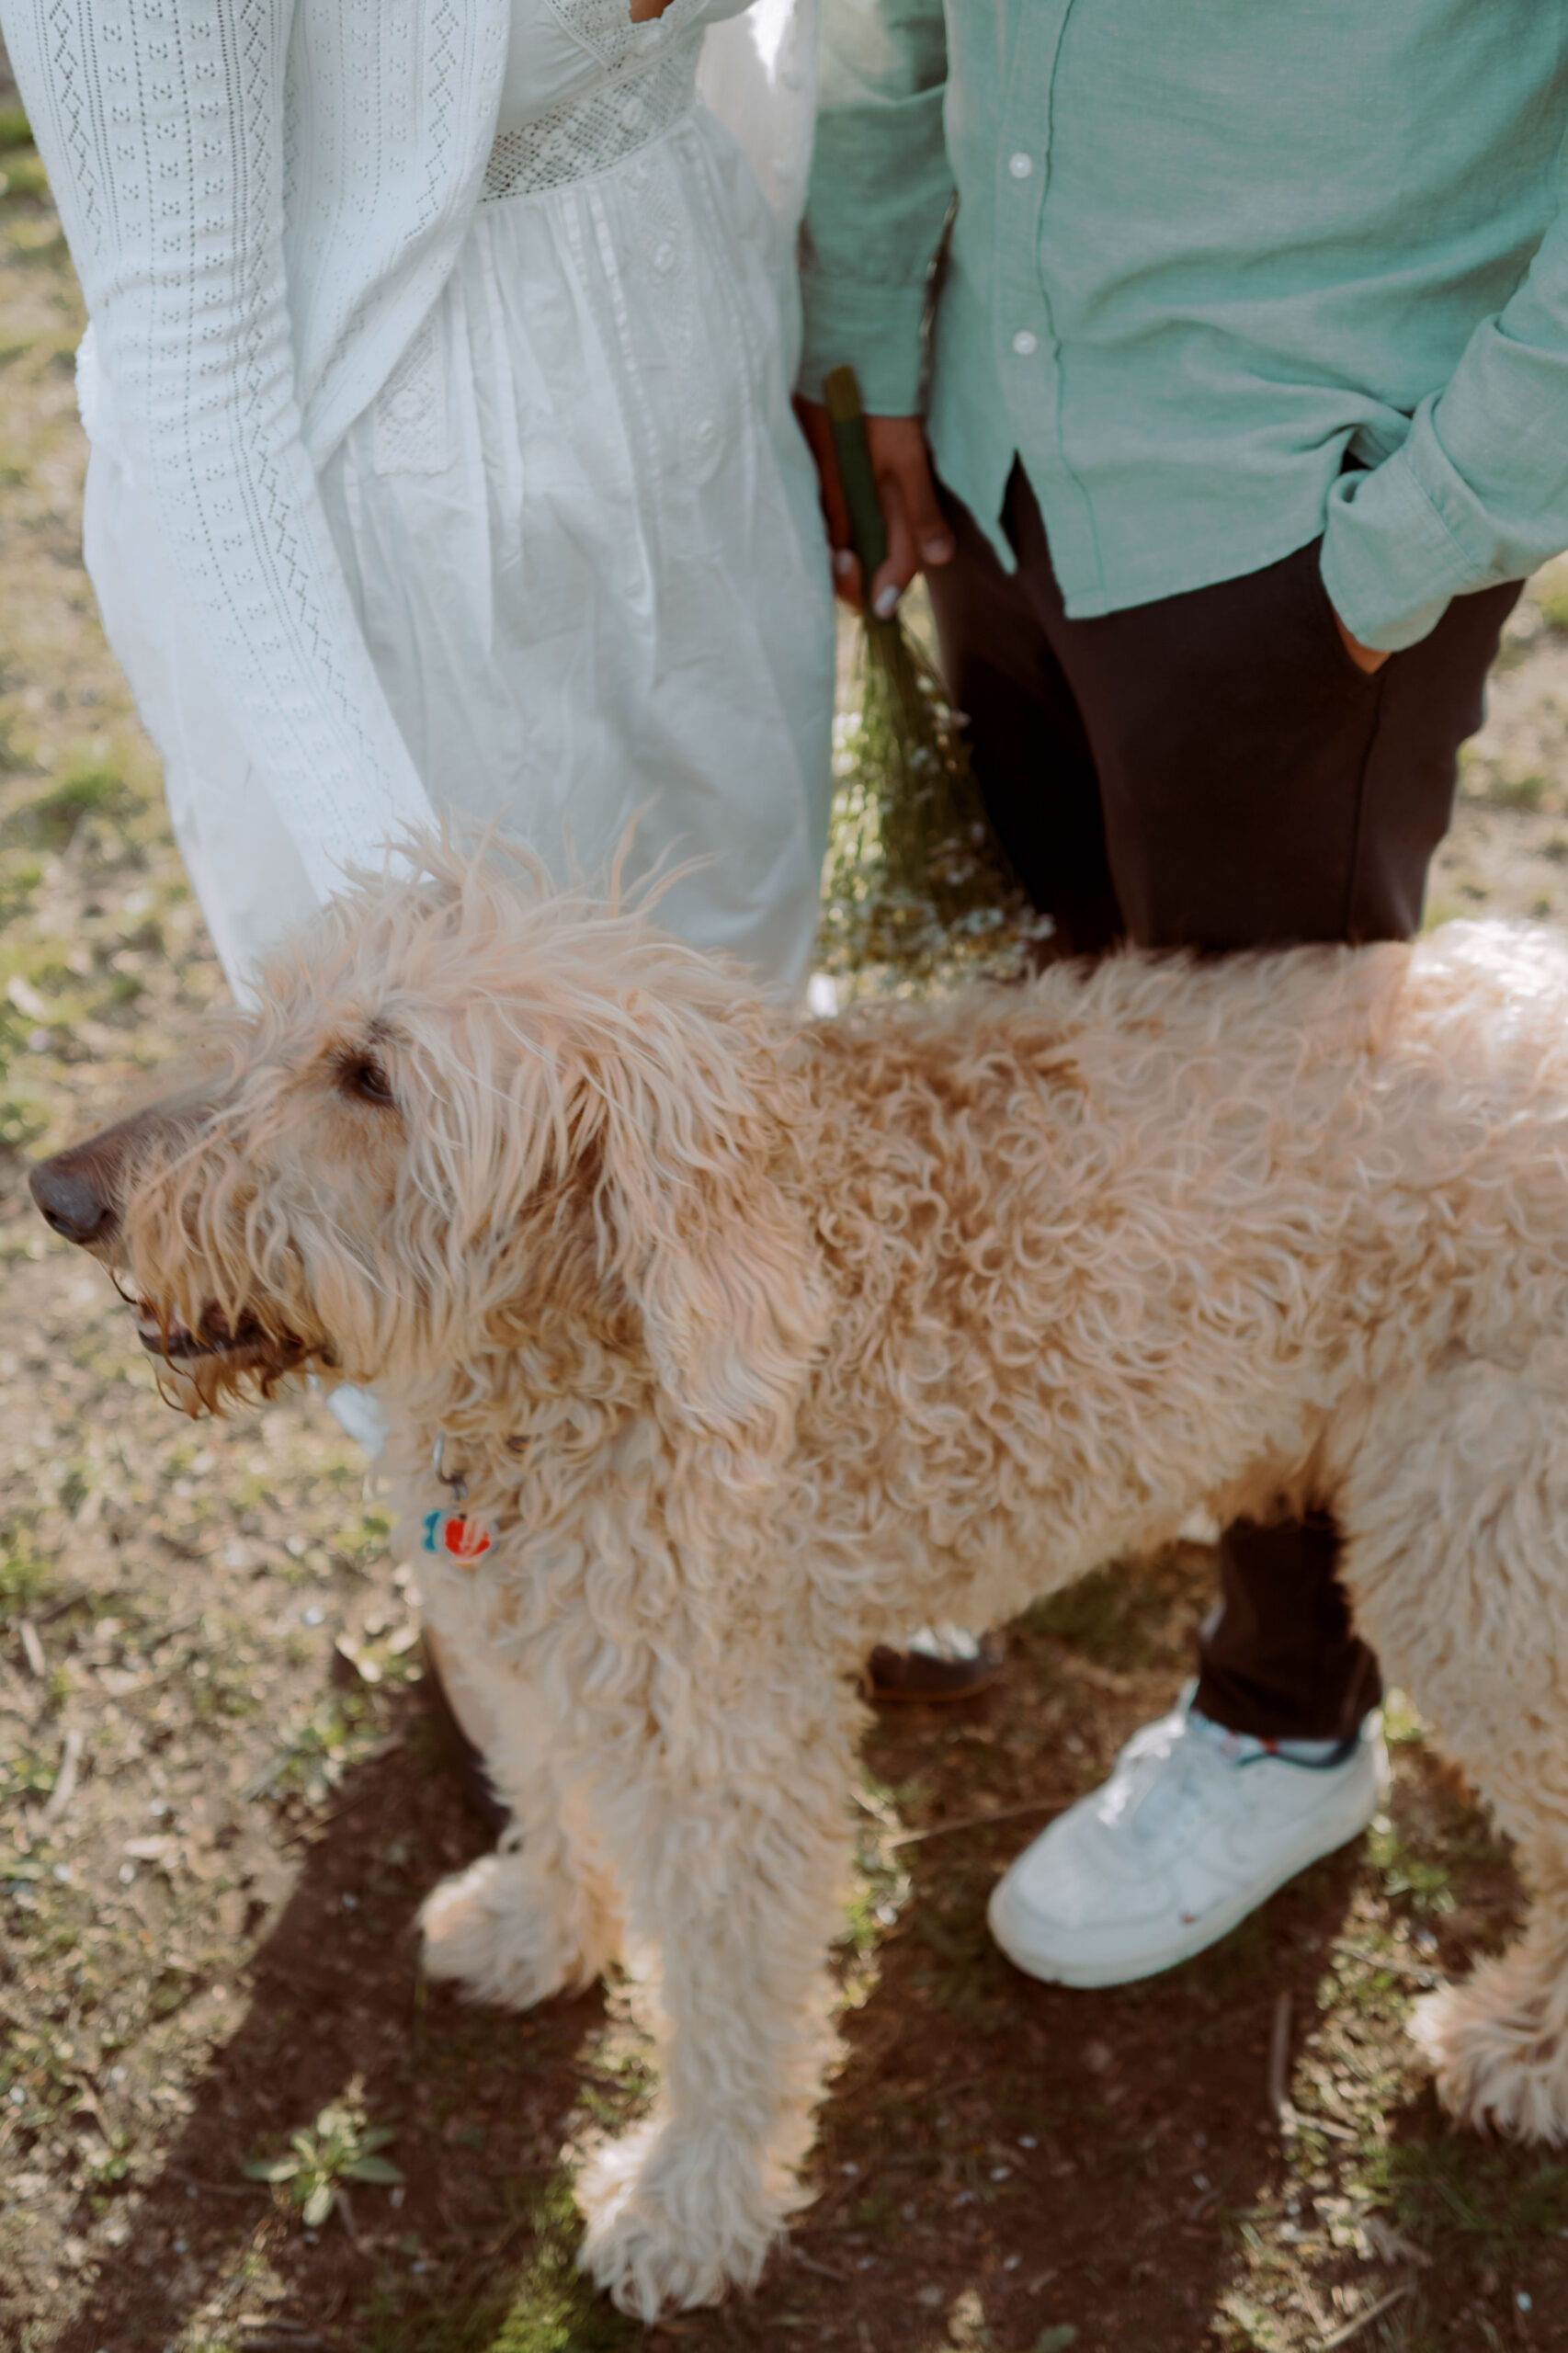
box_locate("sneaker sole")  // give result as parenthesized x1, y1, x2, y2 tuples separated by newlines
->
(987, 1751, 1388, 1991)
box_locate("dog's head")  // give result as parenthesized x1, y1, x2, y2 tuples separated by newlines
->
(29, 843, 827, 1439)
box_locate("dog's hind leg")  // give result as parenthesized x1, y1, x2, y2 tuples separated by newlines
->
(575, 1689, 858, 2319)
(1336, 1346, 1568, 2144)
(420, 1655, 622, 2009)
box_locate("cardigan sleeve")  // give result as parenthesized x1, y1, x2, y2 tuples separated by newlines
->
(2, 0, 436, 902)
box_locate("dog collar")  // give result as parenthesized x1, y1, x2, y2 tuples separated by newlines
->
(424, 1431, 495, 1561)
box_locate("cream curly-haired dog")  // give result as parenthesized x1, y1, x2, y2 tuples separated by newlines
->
(29, 842, 1568, 2315)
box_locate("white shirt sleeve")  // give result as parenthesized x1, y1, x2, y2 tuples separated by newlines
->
(2, 0, 437, 903)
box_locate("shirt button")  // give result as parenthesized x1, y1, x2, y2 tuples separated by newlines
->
(1011, 330, 1039, 357)
(1008, 152, 1033, 179)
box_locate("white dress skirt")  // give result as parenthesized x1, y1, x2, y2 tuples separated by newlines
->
(82, 0, 835, 998)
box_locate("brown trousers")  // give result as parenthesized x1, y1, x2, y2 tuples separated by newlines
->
(927, 461, 1521, 1739)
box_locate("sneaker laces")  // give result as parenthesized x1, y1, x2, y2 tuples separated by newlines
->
(1097, 1710, 1250, 1851)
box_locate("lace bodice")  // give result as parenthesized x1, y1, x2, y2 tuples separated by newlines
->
(487, 0, 752, 199)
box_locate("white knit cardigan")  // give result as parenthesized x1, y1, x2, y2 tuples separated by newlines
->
(0, 2, 533, 894)
(6, 1, 817, 906)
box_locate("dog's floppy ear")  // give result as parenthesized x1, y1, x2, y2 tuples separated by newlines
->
(581, 1002, 828, 1444)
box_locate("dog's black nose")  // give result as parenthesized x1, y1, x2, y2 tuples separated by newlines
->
(28, 1155, 118, 1246)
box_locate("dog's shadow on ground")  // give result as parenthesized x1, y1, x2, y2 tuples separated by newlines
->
(797, 1683, 1373, 2353)
(57, 1677, 1369, 2353)
(57, 1709, 642, 2353)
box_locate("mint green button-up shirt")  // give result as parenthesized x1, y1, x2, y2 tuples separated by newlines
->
(799, 2, 1568, 651)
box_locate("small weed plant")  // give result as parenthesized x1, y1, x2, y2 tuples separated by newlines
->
(244, 2078, 403, 2228)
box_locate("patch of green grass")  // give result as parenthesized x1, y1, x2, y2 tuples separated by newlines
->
(910, 1886, 1008, 2022)
(1485, 771, 1548, 813)
(332, 1505, 395, 1568)
(0, 1739, 62, 1803)
(1421, 894, 1468, 932)
(356, 2174, 638, 2353)
(1368, 1811, 1455, 1917)
(250, 1687, 386, 1807)
(0, 149, 49, 203)
(1381, 1688, 1426, 1748)
(0, 1533, 54, 1623)
(1215, 2291, 1291, 2353)
(0, 110, 33, 153)
(0, 858, 42, 925)
(1019, 1563, 1169, 1674)
(1368, 2125, 1568, 2262)
(8, 763, 134, 848)
(244, 2078, 404, 2228)
(1538, 588, 1568, 636)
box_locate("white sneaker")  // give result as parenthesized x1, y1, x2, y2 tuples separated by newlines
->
(988, 1688, 1389, 1989)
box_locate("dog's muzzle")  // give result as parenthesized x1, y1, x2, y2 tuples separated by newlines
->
(30, 1106, 313, 1384)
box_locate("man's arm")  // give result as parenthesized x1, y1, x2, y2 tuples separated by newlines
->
(1324, 125, 1568, 654)
(796, 0, 954, 611)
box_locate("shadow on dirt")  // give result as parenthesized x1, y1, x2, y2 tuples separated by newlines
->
(57, 1711, 635, 2353)
(54, 1668, 1373, 2353)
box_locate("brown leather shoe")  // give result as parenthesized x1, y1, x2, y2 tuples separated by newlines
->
(864, 1628, 1006, 1703)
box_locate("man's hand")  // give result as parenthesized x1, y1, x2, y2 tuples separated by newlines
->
(1331, 607, 1392, 675)
(796, 401, 955, 614)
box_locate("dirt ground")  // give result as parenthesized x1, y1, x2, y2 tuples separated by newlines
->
(5, 109, 1568, 2353)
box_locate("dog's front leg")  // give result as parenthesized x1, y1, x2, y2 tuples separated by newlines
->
(420, 1635, 622, 2008)
(576, 1706, 856, 2319)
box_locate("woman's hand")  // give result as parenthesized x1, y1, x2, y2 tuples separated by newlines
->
(796, 401, 955, 614)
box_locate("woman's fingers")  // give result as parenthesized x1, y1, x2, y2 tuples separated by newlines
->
(794, 401, 953, 614)
(868, 417, 954, 617)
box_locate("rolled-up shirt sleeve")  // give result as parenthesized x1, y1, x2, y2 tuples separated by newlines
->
(1323, 125, 1568, 652)
(797, 0, 953, 414)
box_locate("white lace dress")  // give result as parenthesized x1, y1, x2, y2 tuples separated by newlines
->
(311, 0, 834, 991)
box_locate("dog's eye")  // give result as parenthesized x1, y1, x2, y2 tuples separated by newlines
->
(339, 1053, 396, 1108)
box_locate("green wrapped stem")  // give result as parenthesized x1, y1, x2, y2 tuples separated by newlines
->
(823, 364, 888, 596)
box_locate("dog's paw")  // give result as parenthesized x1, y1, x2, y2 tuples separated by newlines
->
(1414, 1962, 1568, 2145)
(420, 1853, 611, 2010)
(576, 2122, 781, 2319)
